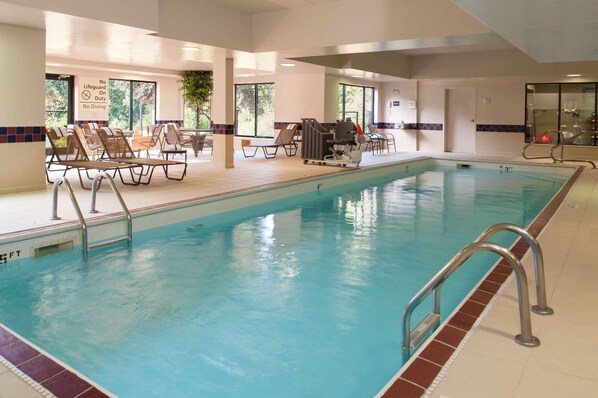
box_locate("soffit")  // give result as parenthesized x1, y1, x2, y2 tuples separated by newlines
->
(451, 0, 598, 62)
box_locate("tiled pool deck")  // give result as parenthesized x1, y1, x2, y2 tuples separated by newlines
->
(1, 150, 597, 397)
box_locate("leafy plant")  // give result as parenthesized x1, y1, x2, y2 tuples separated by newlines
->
(179, 71, 213, 128)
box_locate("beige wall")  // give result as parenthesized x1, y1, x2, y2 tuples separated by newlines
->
(276, 73, 326, 122)
(378, 77, 531, 154)
(0, 24, 46, 193)
(380, 81, 418, 124)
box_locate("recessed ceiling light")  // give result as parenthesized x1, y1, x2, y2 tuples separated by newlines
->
(182, 46, 201, 51)
(236, 73, 256, 78)
(280, 63, 296, 67)
(351, 75, 362, 78)
(46, 63, 63, 67)
(567, 74, 581, 77)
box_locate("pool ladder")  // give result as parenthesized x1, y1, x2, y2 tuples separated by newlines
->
(401, 223, 553, 360)
(51, 172, 132, 256)
(522, 130, 596, 168)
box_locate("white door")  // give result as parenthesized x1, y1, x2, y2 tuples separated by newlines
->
(446, 88, 476, 153)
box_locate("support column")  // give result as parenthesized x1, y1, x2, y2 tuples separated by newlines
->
(0, 24, 46, 193)
(211, 54, 235, 169)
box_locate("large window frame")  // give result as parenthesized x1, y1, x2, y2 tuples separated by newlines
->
(338, 83, 375, 128)
(109, 79, 157, 130)
(45, 73, 74, 126)
(235, 83, 275, 138)
(525, 82, 597, 145)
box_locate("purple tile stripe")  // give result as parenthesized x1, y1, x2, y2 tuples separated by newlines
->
(0, 325, 110, 398)
(157, 119, 184, 126)
(212, 124, 235, 135)
(375, 122, 443, 130)
(383, 166, 583, 397)
(74, 120, 108, 127)
(274, 121, 301, 129)
(477, 124, 526, 133)
(0, 126, 46, 144)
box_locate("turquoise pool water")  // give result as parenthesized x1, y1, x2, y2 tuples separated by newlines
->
(0, 164, 567, 397)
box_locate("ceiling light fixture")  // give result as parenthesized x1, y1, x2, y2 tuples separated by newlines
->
(182, 46, 201, 51)
(567, 74, 581, 77)
(280, 63, 296, 67)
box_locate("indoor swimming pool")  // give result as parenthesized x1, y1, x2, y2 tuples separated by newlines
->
(0, 162, 571, 397)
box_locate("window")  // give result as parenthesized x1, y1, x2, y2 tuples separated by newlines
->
(45, 74, 74, 127)
(184, 101, 211, 129)
(109, 79, 156, 130)
(526, 82, 597, 145)
(338, 83, 375, 129)
(235, 83, 275, 137)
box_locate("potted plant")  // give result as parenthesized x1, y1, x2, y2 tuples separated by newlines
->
(178, 71, 213, 128)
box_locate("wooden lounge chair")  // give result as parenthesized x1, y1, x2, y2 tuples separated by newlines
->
(46, 127, 141, 189)
(96, 127, 187, 184)
(241, 124, 299, 159)
(131, 124, 164, 157)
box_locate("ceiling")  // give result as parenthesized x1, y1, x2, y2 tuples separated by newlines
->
(214, 0, 342, 14)
(451, 0, 598, 63)
(1, 0, 597, 80)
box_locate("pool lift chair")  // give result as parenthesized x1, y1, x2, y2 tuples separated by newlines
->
(323, 120, 365, 167)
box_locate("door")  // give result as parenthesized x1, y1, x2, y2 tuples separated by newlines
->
(445, 88, 476, 153)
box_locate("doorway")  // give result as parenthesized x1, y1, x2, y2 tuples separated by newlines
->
(445, 88, 476, 153)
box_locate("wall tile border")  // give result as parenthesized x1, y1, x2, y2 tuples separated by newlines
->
(212, 124, 235, 135)
(0, 126, 46, 144)
(477, 124, 526, 133)
(74, 120, 108, 127)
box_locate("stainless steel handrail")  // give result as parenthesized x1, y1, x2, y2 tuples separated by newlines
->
(473, 223, 553, 315)
(550, 130, 596, 168)
(51, 177, 89, 254)
(401, 241, 540, 359)
(522, 130, 560, 160)
(89, 172, 132, 252)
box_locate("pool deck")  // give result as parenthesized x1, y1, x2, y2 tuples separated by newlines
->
(1, 150, 597, 397)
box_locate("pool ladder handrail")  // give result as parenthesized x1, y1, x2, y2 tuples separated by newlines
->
(401, 223, 550, 359)
(522, 131, 558, 160)
(51, 173, 132, 256)
(550, 130, 596, 168)
(51, 177, 89, 252)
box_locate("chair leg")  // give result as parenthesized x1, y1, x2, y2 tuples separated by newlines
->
(262, 146, 279, 159)
(242, 146, 258, 158)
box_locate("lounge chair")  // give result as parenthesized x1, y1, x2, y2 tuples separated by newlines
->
(131, 124, 164, 157)
(241, 124, 299, 159)
(367, 125, 396, 153)
(96, 127, 187, 184)
(46, 127, 141, 189)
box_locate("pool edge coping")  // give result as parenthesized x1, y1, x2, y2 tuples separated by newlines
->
(376, 165, 584, 398)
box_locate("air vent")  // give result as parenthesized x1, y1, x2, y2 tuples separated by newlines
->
(34, 240, 74, 257)
(457, 163, 472, 169)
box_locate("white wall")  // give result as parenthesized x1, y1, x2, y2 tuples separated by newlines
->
(0, 24, 46, 193)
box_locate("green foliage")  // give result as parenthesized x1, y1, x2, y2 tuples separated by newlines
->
(179, 71, 213, 128)
(45, 79, 68, 127)
(235, 83, 274, 137)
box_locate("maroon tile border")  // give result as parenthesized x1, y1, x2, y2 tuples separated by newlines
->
(382, 166, 584, 397)
(0, 325, 110, 397)
(0, 126, 46, 144)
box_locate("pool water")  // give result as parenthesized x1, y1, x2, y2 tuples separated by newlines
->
(0, 165, 567, 397)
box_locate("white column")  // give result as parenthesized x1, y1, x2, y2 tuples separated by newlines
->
(211, 54, 235, 169)
(0, 24, 46, 193)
